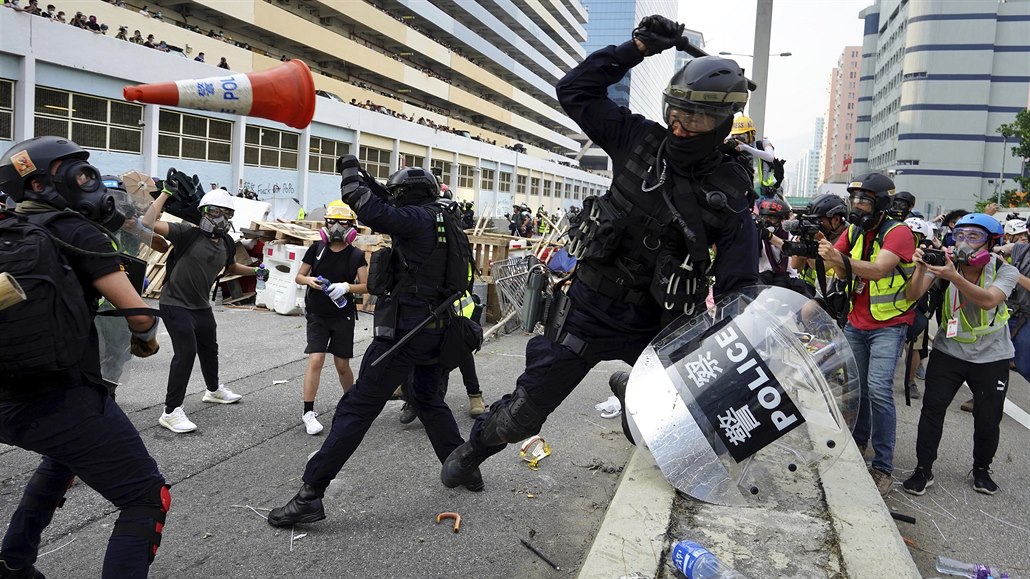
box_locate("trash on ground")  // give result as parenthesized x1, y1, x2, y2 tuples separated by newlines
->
(436, 511, 461, 533)
(594, 395, 622, 418)
(272, 379, 289, 385)
(936, 555, 1009, 578)
(519, 435, 551, 470)
(520, 538, 560, 571)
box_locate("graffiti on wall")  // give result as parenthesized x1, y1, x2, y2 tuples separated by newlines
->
(240, 181, 297, 201)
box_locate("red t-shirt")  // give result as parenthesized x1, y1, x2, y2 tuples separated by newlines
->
(834, 225, 916, 330)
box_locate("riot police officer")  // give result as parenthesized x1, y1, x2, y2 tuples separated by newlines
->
(0, 137, 169, 579)
(442, 15, 759, 489)
(267, 159, 479, 528)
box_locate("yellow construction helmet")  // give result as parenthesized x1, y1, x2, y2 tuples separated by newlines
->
(731, 115, 756, 136)
(325, 200, 356, 221)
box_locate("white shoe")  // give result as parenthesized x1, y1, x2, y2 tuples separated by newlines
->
(302, 411, 323, 435)
(159, 407, 197, 433)
(202, 385, 242, 404)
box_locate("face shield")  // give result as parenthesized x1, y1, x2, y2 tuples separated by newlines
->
(624, 286, 860, 506)
(665, 101, 735, 135)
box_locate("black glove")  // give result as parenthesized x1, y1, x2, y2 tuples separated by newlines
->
(633, 15, 684, 56)
(758, 222, 772, 241)
(130, 319, 160, 358)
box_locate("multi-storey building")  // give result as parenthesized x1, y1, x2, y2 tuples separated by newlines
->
(853, 0, 1030, 214)
(798, 117, 825, 197)
(0, 0, 608, 213)
(820, 46, 862, 182)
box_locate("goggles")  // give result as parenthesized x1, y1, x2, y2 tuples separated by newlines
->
(324, 218, 353, 226)
(952, 227, 988, 245)
(850, 196, 874, 210)
(204, 206, 234, 219)
(665, 103, 732, 133)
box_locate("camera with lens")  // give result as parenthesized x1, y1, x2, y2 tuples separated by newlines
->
(781, 209, 821, 259)
(921, 247, 947, 267)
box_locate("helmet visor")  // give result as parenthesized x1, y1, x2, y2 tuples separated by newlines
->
(665, 102, 733, 133)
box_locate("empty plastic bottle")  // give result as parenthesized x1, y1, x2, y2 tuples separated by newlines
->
(255, 264, 268, 291)
(935, 555, 1008, 579)
(671, 541, 747, 579)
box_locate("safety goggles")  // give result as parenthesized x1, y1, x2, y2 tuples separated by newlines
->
(324, 218, 353, 227)
(849, 196, 874, 210)
(204, 206, 234, 219)
(951, 227, 988, 244)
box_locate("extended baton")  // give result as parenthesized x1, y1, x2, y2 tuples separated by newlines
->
(675, 37, 759, 92)
(370, 290, 463, 368)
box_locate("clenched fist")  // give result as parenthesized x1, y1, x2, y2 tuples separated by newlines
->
(633, 15, 684, 56)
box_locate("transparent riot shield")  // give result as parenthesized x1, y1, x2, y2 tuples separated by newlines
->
(625, 286, 860, 506)
(96, 185, 160, 392)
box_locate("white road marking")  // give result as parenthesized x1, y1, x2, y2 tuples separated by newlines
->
(1003, 398, 1030, 430)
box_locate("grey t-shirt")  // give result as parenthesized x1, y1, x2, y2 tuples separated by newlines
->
(160, 222, 233, 310)
(1006, 242, 1030, 313)
(932, 260, 1019, 363)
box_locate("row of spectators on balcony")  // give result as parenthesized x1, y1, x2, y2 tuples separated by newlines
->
(365, 0, 481, 67)
(4, 1, 109, 33)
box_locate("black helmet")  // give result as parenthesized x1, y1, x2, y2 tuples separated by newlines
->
(889, 190, 915, 220)
(758, 197, 791, 218)
(385, 167, 439, 206)
(809, 193, 848, 219)
(847, 172, 895, 231)
(663, 56, 749, 128)
(0, 136, 90, 207)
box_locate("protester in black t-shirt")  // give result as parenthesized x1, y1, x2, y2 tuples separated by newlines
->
(294, 201, 368, 435)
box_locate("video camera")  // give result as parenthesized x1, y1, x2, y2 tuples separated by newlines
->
(781, 209, 821, 259)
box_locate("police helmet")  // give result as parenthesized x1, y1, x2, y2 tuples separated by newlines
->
(758, 197, 791, 218)
(386, 167, 439, 205)
(663, 56, 749, 133)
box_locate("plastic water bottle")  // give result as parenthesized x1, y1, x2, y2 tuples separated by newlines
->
(255, 264, 267, 291)
(316, 276, 348, 309)
(671, 541, 747, 579)
(936, 555, 1008, 578)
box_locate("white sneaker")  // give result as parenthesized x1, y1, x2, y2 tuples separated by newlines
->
(302, 411, 323, 435)
(202, 385, 242, 404)
(159, 407, 197, 433)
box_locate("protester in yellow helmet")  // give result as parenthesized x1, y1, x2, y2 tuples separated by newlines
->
(729, 114, 778, 196)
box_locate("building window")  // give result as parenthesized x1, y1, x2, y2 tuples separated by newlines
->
(309, 137, 352, 174)
(158, 110, 232, 163)
(245, 126, 299, 169)
(498, 171, 512, 193)
(0, 79, 12, 141)
(431, 159, 453, 187)
(517, 175, 527, 196)
(480, 168, 495, 190)
(531, 177, 541, 196)
(574, 184, 581, 199)
(359, 145, 391, 180)
(34, 86, 143, 153)
(457, 164, 475, 189)
(401, 153, 424, 169)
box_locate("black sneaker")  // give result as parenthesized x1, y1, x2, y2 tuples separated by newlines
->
(902, 467, 934, 495)
(972, 467, 999, 495)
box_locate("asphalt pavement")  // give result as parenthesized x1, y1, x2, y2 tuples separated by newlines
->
(1, 302, 634, 579)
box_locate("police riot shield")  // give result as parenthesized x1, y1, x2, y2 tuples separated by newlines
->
(625, 286, 860, 506)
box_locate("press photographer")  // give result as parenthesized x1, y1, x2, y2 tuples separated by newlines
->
(756, 198, 810, 295)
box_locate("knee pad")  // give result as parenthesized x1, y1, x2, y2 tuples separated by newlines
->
(113, 484, 171, 563)
(480, 387, 547, 447)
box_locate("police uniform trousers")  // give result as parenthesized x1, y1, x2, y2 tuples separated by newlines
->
(0, 379, 166, 578)
(468, 281, 659, 457)
(303, 325, 465, 491)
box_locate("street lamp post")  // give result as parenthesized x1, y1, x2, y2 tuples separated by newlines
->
(716, 44, 792, 140)
(998, 133, 1008, 206)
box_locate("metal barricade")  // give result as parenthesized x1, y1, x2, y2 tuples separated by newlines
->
(490, 256, 532, 335)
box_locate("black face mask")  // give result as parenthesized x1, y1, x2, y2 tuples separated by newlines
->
(847, 208, 882, 232)
(664, 116, 734, 171)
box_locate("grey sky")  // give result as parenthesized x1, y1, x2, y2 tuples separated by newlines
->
(679, 0, 870, 166)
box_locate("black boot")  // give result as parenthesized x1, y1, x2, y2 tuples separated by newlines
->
(441, 442, 486, 489)
(463, 468, 485, 492)
(608, 371, 635, 445)
(0, 560, 45, 579)
(398, 402, 418, 425)
(267, 484, 325, 527)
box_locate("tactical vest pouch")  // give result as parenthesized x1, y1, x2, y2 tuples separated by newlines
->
(372, 295, 398, 340)
(366, 247, 395, 297)
(566, 195, 624, 263)
(542, 283, 572, 342)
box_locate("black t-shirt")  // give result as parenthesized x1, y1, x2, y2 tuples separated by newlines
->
(302, 243, 366, 316)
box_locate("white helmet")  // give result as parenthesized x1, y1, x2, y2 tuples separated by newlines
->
(904, 217, 933, 240)
(198, 188, 236, 211)
(1004, 219, 1027, 236)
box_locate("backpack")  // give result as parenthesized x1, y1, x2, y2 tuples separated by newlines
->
(428, 202, 476, 300)
(0, 211, 94, 374)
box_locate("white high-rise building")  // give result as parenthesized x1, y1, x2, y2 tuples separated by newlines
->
(796, 117, 825, 198)
(853, 0, 1030, 214)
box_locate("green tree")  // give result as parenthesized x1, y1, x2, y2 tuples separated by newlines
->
(998, 109, 1030, 196)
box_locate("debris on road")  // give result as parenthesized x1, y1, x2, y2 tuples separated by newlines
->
(436, 511, 461, 533)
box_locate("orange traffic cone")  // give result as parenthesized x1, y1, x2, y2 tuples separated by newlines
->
(123, 60, 316, 129)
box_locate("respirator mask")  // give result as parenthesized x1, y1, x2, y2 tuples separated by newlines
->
(951, 228, 991, 267)
(321, 219, 358, 244)
(199, 206, 233, 236)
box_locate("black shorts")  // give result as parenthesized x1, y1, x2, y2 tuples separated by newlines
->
(304, 311, 356, 358)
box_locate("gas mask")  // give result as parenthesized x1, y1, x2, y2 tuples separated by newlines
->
(41, 160, 122, 225)
(321, 221, 358, 244)
(952, 242, 991, 267)
(199, 207, 232, 236)
(847, 195, 881, 232)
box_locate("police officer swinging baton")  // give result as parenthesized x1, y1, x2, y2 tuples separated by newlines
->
(370, 290, 464, 368)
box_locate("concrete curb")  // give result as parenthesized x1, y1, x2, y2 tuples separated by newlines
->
(579, 444, 919, 578)
(577, 448, 676, 578)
